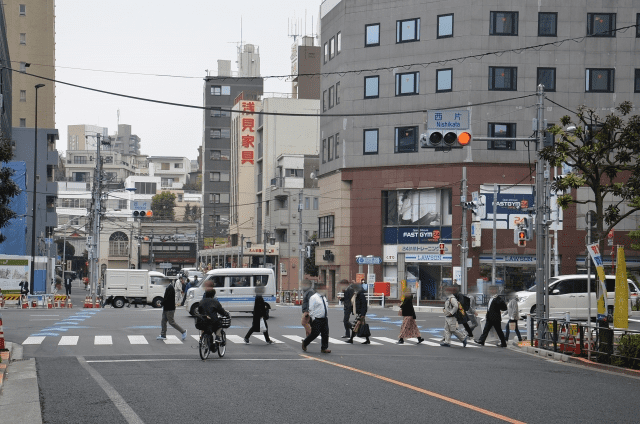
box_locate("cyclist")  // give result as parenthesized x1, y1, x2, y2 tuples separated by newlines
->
(197, 289, 229, 344)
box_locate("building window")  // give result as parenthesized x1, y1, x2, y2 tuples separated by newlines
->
(109, 232, 129, 257)
(19, 4, 26, 15)
(329, 36, 335, 59)
(395, 72, 419, 96)
(587, 13, 616, 37)
(19, 62, 26, 72)
(337, 32, 342, 54)
(305, 197, 310, 210)
(537, 68, 556, 92)
(335, 133, 340, 159)
(134, 182, 157, 194)
(395, 126, 418, 153)
(313, 198, 319, 210)
(489, 12, 518, 36)
(436, 69, 452, 92)
(336, 82, 340, 104)
(488, 123, 517, 150)
(635, 69, 640, 93)
(365, 23, 380, 47)
(210, 150, 221, 160)
(322, 139, 326, 163)
(20, 118, 26, 127)
(318, 215, 335, 239)
(19, 90, 26, 102)
(174, 163, 183, 168)
(324, 42, 328, 64)
(210, 172, 220, 182)
(538, 12, 557, 36)
(220, 128, 230, 138)
(19, 33, 26, 44)
(211, 85, 221, 95)
(322, 90, 327, 111)
(397, 18, 420, 43)
(328, 86, 335, 109)
(437, 14, 453, 38)
(586, 68, 614, 92)
(327, 135, 333, 161)
(221, 86, 230, 95)
(210, 129, 221, 139)
(211, 107, 222, 117)
(73, 156, 87, 164)
(364, 76, 379, 98)
(637, 14, 640, 38)
(287, 169, 303, 178)
(363, 129, 378, 155)
(210, 193, 230, 204)
(489, 66, 517, 91)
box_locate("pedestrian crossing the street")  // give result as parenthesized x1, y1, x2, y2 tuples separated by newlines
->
(20, 334, 497, 349)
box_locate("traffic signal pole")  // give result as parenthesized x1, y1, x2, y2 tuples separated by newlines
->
(535, 84, 547, 334)
(460, 167, 468, 294)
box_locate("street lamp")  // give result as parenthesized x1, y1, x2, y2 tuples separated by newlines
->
(28, 83, 45, 294)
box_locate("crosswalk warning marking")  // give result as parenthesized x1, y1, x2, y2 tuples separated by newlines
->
(226, 335, 248, 344)
(23, 336, 46, 345)
(406, 337, 440, 347)
(282, 335, 316, 344)
(163, 335, 182, 344)
(327, 337, 348, 345)
(58, 336, 79, 346)
(127, 335, 148, 345)
(191, 335, 200, 342)
(94, 335, 112, 345)
(352, 337, 382, 345)
(372, 337, 408, 345)
(252, 335, 284, 344)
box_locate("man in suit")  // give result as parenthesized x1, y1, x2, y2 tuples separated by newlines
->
(341, 280, 355, 338)
(475, 294, 508, 347)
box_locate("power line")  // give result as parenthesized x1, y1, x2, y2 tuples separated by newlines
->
(15, 24, 637, 81)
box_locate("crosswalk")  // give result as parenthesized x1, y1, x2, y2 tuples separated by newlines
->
(21, 334, 498, 349)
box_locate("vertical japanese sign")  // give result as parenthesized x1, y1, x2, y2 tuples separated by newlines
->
(587, 243, 608, 316)
(614, 246, 629, 328)
(240, 101, 256, 166)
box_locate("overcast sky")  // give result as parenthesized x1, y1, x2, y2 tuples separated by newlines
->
(55, 0, 321, 158)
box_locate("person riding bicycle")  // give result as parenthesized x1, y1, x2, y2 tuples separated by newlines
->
(197, 289, 229, 344)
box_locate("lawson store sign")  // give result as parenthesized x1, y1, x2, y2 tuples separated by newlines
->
(384, 227, 453, 245)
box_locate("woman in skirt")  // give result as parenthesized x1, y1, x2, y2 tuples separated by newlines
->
(397, 294, 424, 344)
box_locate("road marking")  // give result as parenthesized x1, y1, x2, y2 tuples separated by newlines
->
(300, 354, 526, 424)
(372, 337, 408, 345)
(163, 335, 182, 344)
(23, 336, 46, 345)
(30, 318, 60, 321)
(30, 314, 60, 317)
(252, 335, 284, 344)
(327, 337, 348, 345)
(405, 338, 441, 347)
(283, 335, 316, 344)
(94, 335, 112, 345)
(628, 318, 640, 323)
(85, 358, 313, 363)
(191, 335, 200, 342)
(127, 335, 148, 345)
(429, 338, 479, 348)
(58, 336, 79, 346)
(352, 337, 382, 345)
(226, 335, 249, 344)
(77, 356, 145, 424)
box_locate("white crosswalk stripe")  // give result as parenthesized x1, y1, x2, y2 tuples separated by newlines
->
(163, 335, 182, 344)
(429, 337, 479, 348)
(58, 336, 79, 346)
(252, 335, 284, 344)
(23, 336, 46, 345)
(226, 335, 249, 344)
(372, 337, 407, 345)
(327, 337, 348, 345)
(283, 335, 316, 344)
(352, 337, 382, 345)
(127, 335, 148, 345)
(94, 335, 112, 345)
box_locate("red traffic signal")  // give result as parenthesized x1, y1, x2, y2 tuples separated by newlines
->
(439, 242, 445, 255)
(518, 231, 526, 247)
(133, 210, 153, 218)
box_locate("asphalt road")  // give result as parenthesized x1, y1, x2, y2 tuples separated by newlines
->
(2, 292, 640, 423)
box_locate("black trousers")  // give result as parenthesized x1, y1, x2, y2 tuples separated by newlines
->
(462, 321, 474, 337)
(477, 319, 507, 346)
(245, 320, 271, 343)
(303, 317, 329, 350)
(343, 309, 352, 336)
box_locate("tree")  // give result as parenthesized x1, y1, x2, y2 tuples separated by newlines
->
(0, 135, 20, 244)
(151, 192, 177, 221)
(304, 234, 319, 277)
(541, 101, 640, 255)
(192, 205, 201, 221)
(184, 203, 192, 222)
(55, 239, 75, 260)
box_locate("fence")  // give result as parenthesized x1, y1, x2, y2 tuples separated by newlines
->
(530, 315, 640, 369)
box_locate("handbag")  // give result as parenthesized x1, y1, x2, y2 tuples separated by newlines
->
(264, 304, 270, 320)
(352, 316, 363, 333)
(358, 323, 371, 338)
(259, 318, 267, 333)
(509, 321, 516, 331)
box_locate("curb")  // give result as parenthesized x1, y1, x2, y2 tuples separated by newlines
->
(0, 341, 13, 388)
(567, 356, 640, 378)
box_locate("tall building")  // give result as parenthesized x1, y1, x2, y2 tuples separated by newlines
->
(67, 125, 108, 151)
(202, 52, 263, 249)
(4, 0, 58, 258)
(0, 2, 11, 139)
(317, 0, 640, 300)
(291, 36, 321, 100)
(111, 124, 141, 155)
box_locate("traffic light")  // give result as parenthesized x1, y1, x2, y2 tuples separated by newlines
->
(522, 217, 533, 240)
(464, 201, 478, 214)
(518, 230, 527, 247)
(132, 210, 153, 218)
(439, 243, 445, 255)
(421, 130, 471, 149)
(305, 245, 312, 258)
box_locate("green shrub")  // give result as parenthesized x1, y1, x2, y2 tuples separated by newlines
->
(611, 334, 640, 370)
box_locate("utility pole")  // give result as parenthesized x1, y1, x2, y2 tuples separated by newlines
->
(535, 84, 547, 336)
(460, 167, 468, 294)
(298, 189, 303, 295)
(90, 133, 104, 305)
(491, 183, 497, 287)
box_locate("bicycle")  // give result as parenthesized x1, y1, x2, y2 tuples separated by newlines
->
(197, 314, 231, 360)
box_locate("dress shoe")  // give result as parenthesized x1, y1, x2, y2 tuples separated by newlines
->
(440, 342, 451, 347)
(361, 340, 370, 345)
(341, 335, 350, 339)
(301, 341, 307, 352)
(321, 349, 331, 353)
(473, 339, 484, 346)
(417, 337, 424, 344)
(345, 339, 353, 344)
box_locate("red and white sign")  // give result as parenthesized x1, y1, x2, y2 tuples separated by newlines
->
(240, 102, 255, 165)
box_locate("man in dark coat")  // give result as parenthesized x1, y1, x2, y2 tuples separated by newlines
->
(64, 275, 72, 296)
(474, 294, 508, 347)
(198, 289, 229, 342)
(341, 280, 355, 338)
(301, 280, 315, 337)
(347, 283, 370, 344)
(157, 283, 187, 341)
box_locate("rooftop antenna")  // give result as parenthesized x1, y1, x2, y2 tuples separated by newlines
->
(288, 13, 302, 42)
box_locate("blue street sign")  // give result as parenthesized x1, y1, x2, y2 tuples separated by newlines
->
(356, 256, 382, 265)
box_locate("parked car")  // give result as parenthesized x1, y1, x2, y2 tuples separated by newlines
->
(515, 274, 634, 320)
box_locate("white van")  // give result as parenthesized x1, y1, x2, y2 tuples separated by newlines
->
(184, 268, 276, 315)
(103, 269, 171, 308)
(515, 274, 635, 320)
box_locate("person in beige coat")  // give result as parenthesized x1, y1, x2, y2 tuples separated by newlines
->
(440, 294, 468, 347)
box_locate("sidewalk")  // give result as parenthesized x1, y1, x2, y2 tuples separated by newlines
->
(0, 342, 42, 424)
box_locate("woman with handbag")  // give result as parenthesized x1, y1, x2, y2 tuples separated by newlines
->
(397, 294, 424, 344)
(347, 282, 371, 344)
(243, 295, 274, 344)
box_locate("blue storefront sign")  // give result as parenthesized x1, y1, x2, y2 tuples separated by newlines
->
(384, 226, 452, 245)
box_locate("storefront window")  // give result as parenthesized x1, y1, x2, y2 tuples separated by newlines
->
(479, 263, 536, 292)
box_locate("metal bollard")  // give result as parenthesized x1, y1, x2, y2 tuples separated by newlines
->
(526, 314, 533, 342)
(552, 320, 558, 352)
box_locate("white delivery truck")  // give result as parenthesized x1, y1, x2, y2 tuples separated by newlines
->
(103, 269, 172, 308)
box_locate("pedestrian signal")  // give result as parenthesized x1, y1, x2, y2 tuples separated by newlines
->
(132, 210, 153, 218)
(518, 230, 527, 247)
(439, 243, 445, 255)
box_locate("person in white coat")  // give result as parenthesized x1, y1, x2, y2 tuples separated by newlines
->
(440, 294, 468, 347)
(504, 294, 522, 342)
